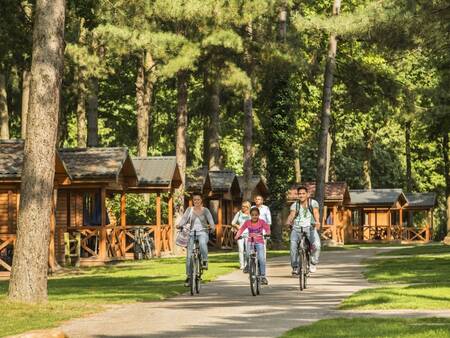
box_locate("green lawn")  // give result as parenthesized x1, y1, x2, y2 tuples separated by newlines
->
(279, 317, 450, 338)
(340, 244, 450, 310)
(0, 252, 243, 337)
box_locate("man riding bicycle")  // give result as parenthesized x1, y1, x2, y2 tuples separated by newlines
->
(286, 185, 321, 275)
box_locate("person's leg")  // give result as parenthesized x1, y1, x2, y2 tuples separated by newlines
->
(256, 243, 266, 276)
(290, 230, 300, 270)
(185, 234, 195, 277)
(198, 231, 209, 268)
(237, 237, 245, 269)
(310, 228, 321, 265)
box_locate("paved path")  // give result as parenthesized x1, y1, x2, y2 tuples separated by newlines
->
(61, 248, 381, 338)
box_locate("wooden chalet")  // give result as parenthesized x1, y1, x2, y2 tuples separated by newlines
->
(347, 189, 412, 243)
(0, 140, 71, 272)
(403, 192, 436, 242)
(56, 147, 137, 266)
(127, 156, 182, 256)
(286, 182, 351, 244)
(186, 168, 242, 248)
(237, 175, 269, 200)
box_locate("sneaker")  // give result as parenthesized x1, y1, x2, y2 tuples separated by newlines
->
(292, 269, 299, 276)
(310, 264, 317, 273)
(184, 277, 190, 287)
(261, 277, 269, 285)
(202, 261, 208, 270)
(243, 266, 249, 273)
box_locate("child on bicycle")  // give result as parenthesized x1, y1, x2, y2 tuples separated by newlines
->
(234, 207, 271, 285)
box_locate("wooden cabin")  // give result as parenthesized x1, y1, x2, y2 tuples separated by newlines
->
(286, 182, 351, 244)
(237, 175, 269, 201)
(347, 189, 410, 243)
(186, 168, 242, 249)
(0, 140, 71, 272)
(56, 147, 137, 266)
(127, 156, 182, 256)
(403, 192, 436, 242)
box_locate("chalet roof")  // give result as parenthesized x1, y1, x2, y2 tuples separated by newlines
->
(132, 157, 181, 188)
(287, 182, 349, 203)
(405, 193, 437, 209)
(59, 147, 136, 181)
(237, 175, 269, 197)
(349, 189, 404, 206)
(186, 167, 208, 193)
(209, 170, 240, 193)
(0, 139, 70, 180)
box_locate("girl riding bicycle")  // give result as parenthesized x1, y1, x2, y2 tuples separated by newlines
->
(234, 207, 270, 285)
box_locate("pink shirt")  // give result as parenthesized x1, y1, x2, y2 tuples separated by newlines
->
(235, 219, 270, 244)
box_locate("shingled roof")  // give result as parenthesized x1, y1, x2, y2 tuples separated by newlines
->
(287, 182, 349, 203)
(349, 189, 405, 206)
(59, 147, 136, 181)
(209, 170, 240, 194)
(237, 175, 269, 198)
(186, 167, 208, 193)
(405, 193, 437, 209)
(132, 157, 181, 189)
(0, 139, 70, 181)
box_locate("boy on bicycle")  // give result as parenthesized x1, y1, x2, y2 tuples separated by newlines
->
(286, 185, 321, 275)
(234, 207, 271, 284)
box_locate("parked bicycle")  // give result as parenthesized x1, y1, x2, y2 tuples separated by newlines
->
(296, 228, 311, 291)
(245, 234, 270, 296)
(134, 226, 154, 260)
(189, 230, 204, 296)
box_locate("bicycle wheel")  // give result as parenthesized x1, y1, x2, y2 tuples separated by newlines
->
(195, 254, 201, 294)
(256, 261, 260, 295)
(249, 258, 258, 296)
(190, 255, 196, 296)
(301, 250, 308, 290)
(299, 250, 305, 291)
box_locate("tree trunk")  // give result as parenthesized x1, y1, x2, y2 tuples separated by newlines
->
(405, 121, 412, 192)
(315, 0, 340, 223)
(443, 133, 450, 236)
(294, 150, 301, 183)
(0, 73, 9, 139)
(75, 18, 87, 148)
(136, 51, 155, 157)
(176, 71, 188, 183)
(208, 78, 221, 170)
(243, 22, 254, 201)
(363, 129, 373, 189)
(87, 77, 99, 147)
(9, 0, 65, 303)
(278, 4, 287, 42)
(21, 70, 31, 139)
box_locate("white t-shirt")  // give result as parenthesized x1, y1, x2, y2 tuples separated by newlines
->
(290, 199, 319, 230)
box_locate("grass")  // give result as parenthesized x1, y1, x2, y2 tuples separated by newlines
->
(0, 251, 243, 337)
(340, 244, 450, 310)
(279, 317, 450, 338)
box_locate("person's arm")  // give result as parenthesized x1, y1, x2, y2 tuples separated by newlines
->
(266, 207, 272, 225)
(204, 208, 216, 232)
(313, 206, 320, 230)
(176, 207, 191, 228)
(262, 220, 271, 235)
(234, 220, 249, 239)
(286, 209, 296, 226)
(231, 212, 240, 229)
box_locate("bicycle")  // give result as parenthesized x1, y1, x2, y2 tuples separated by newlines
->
(244, 234, 270, 296)
(189, 230, 204, 296)
(134, 226, 154, 260)
(296, 227, 311, 291)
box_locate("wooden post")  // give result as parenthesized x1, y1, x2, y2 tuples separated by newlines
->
(7, 190, 13, 233)
(120, 192, 126, 256)
(99, 187, 107, 260)
(216, 199, 223, 247)
(168, 194, 173, 251)
(426, 209, 431, 241)
(332, 206, 337, 242)
(156, 192, 162, 256)
(399, 207, 404, 240)
(387, 209, 392, 241)
(48, 189, 57, 271)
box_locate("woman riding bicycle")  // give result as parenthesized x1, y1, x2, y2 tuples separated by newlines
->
(178, 194, 215, 286)
(231, 200, 251, 271)
(234, 207, 270, 285)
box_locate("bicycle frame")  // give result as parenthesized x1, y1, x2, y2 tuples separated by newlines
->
(189, 230, 203, 296)
(296, 227, 311, 291)
(247, 236, 261, 296)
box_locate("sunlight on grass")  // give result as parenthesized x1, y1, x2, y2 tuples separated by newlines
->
(279, 317, 450, 338)
(0, 252, 242, 337)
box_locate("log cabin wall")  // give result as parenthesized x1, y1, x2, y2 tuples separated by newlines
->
(0, 190, 18, 234)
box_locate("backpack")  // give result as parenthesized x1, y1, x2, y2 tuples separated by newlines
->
(295, 198, 315, 221)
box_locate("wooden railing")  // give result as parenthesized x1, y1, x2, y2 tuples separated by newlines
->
(221, 225, 235, 249)
(319, 224, 345, 244)
(123, 224, 172, 257)
(350, 224, 431, 242)
(0, 234, 15, 271)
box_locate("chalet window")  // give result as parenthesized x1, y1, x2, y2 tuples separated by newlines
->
(83, 190, 110, 226)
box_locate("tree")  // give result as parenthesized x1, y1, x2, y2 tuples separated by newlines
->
(9, 0, 66, 303)
(0, 73, 8, 139)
